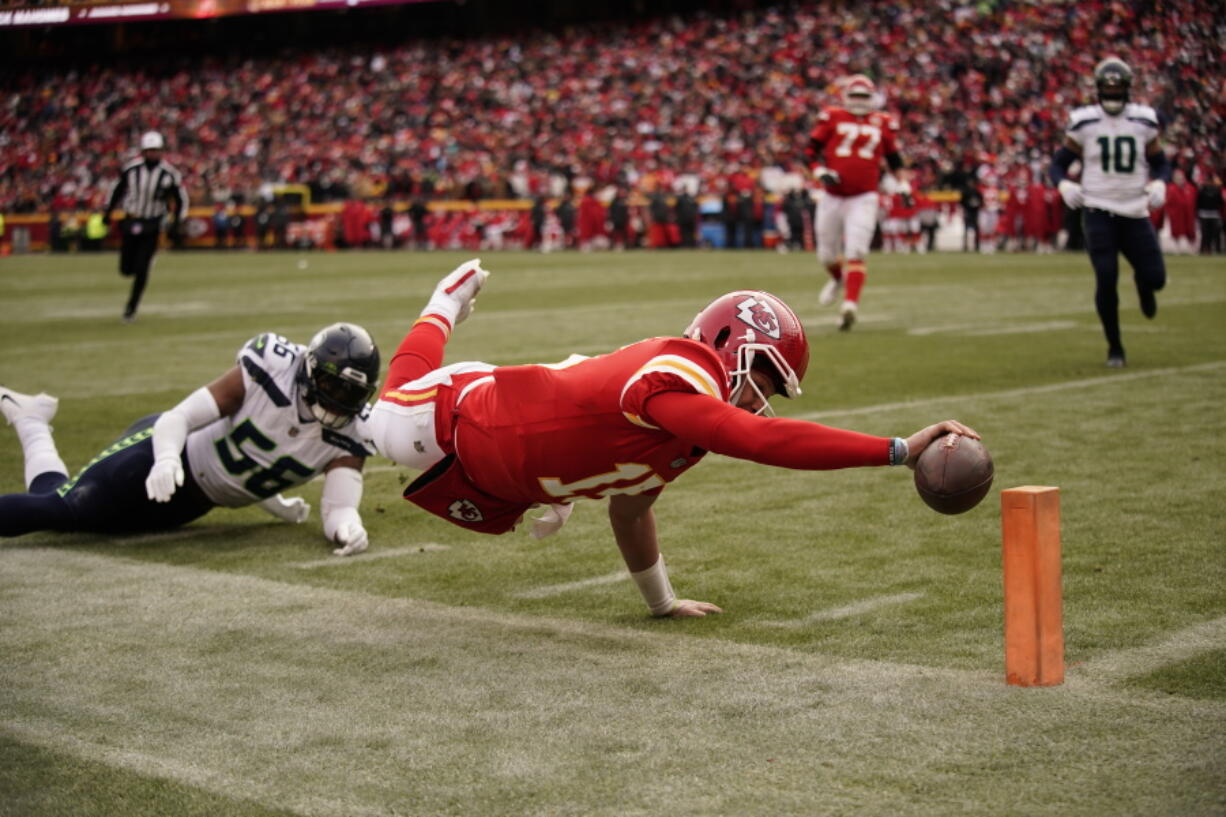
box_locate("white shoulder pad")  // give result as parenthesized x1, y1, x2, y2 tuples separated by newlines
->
(1124, 103, 1161, 131)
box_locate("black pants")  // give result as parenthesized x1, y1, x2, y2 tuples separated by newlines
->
(1199, 216, 1222, 254)
(1082, 208, 1166, 354)
(0, 414, 215, 537)
(119, 218, 161, 317)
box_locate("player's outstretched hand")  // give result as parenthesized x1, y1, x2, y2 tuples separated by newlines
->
(145, 456, 184, 502)
(667, 599, 724, 618)
(331, 521, 369, 557)
(903, 421, 980, 468)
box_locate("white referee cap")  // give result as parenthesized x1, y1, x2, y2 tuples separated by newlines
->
(140, 131, 165, 150)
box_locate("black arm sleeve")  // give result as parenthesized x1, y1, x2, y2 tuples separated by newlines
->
(1147, 148, 1170, 181)
(1049, 147, 1078, 184)
(885, 152, 903, 172)
(105, 168, 127, 215)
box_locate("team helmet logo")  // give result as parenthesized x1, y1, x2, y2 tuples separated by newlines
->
(735, 296, 781, 339)
(448, 499, 484, 523)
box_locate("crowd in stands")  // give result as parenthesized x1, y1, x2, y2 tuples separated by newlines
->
(2, 0, 1222, 250)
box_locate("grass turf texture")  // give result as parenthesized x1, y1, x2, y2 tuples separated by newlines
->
(1, 248, 1224, 816)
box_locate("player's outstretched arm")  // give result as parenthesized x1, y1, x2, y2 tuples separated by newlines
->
(320, 457, 368, 556)
(609, 493, 723, 618)
(145, 367, 244, 503)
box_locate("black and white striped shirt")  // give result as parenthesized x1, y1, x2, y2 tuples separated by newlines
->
(106, 158, 189, 221)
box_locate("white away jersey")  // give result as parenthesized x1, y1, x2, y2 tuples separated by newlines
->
(185, 333, 374, 507)
(1065, 103, 1161, 218)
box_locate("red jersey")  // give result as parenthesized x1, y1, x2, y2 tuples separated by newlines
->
(453, 337, 729, 505)
(396, 336, 893, 534)
(807, 107, 901, 196)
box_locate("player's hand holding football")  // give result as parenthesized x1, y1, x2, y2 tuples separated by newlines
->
(903, 421, 981, 468)
(666, 599, 724, 618)
(331, 521, 369, 557)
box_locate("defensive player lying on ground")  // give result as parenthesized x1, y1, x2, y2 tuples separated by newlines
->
(364, 259, 980, 617)
(1, 322, 379, 554)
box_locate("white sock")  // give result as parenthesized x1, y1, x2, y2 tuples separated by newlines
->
(13, 416, 68, 489)
(420, 294, 460, 329)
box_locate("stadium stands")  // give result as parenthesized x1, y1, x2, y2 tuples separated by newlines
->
(1, 0, 1220, 228)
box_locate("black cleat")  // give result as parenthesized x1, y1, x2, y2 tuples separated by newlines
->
(1106, 350, 1126, 368)
(1139, 289, 1157, 319)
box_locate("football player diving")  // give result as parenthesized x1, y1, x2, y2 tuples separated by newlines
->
(363, 259, 980, 618)
(1, 322, 379, 554)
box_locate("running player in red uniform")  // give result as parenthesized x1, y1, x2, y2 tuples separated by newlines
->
(806, 75, 907, 330)
(364, 260, 978, 617)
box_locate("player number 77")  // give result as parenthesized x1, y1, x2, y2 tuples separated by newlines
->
(833, 122, 881, 160)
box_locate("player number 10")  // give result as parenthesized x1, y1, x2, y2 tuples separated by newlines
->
(1096, 135, 1137, 174)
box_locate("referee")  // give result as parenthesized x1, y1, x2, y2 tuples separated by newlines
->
(103, 131, 189, 323)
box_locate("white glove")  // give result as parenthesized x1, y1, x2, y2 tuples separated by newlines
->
(529, 502, 574, 540)
(880, 173, 903, 195)
(812, 166, 841, 186)
(1144, 179, 1166, 210)
(331, 521, 369, 556)
(1058, 180, 1085, 209)
(259, 494, 311, 524)
(145, 455, 184, 503)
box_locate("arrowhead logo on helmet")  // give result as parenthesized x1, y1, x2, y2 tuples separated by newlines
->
(736, 295, 781, 339)
(684, 290, 810, 416)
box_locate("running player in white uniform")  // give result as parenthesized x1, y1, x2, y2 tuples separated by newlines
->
(1, 324, 378, 555)
(1049, 57, 1168, 367)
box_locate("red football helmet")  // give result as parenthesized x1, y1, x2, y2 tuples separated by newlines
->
(841, 74, 877, 116)
(683, 290, 809, 416)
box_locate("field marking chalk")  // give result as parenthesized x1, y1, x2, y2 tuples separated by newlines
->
(793, 360, 1226, 423)
(290, 543, 449, 569)
(514, 570, 629, 599)
(759, 592, 925, 627)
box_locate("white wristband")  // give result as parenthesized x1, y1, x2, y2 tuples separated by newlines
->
(321, 466, 364, 542)
(630, 556, 679, 617)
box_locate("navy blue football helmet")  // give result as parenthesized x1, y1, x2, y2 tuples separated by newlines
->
(1094, 57, 1132, 115)
(298, 323, 379, 428)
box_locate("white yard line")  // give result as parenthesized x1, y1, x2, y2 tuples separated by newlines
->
(759, 592, 926, 627)
(290, 543, 450, 569)
(1068, 614, 1226, 686)
(513, 570, 629, 599)
(792, 360, 1226, 422)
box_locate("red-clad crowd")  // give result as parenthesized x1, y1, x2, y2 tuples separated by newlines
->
(2, 0, 1221, 234)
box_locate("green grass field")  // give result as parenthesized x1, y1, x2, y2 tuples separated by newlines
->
(2, 247, 1224, 816)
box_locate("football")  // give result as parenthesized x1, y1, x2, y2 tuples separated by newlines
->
(913, 434, 994, 514)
